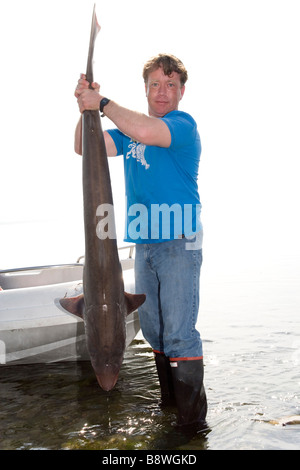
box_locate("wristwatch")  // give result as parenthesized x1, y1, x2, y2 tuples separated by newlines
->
(99, 97, 110, 116)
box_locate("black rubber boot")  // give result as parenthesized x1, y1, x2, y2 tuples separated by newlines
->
(154, 352, 176, 407)
(171, 358, 208, 430)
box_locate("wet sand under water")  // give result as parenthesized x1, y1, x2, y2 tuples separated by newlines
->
(0, 340, 209, 451)
(0, 331, 299, 451)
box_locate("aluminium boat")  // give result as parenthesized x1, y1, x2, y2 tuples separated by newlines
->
(0, 246, 140, 365)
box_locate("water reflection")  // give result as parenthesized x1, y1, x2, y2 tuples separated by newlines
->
(0, 340, 209, 450)
(1, 324, 299, 450)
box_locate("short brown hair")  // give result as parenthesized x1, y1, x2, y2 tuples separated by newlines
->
(142, 54, 188, 87)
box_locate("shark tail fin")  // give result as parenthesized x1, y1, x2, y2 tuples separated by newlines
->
(124, 292, 146, 315)
(59, 294, 85, 318)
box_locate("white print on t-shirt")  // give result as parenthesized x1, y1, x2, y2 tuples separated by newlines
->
(126, 140, 150, 169)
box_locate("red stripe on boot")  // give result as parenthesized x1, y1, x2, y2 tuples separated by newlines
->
(169, 356, 203, 362)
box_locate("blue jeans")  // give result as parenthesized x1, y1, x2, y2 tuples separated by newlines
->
(135, 233, 203, 359)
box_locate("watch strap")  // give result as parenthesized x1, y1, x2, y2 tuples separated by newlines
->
(99, 97, 110, 116)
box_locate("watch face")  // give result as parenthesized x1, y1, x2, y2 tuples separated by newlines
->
(100, 98, 110, 112)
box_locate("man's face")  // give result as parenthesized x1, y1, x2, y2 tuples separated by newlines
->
(145, 66, 185, 118)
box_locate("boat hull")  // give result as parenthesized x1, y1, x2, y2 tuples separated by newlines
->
(0, 255, 140, 365)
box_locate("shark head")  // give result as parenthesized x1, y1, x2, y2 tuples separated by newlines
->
(84, 301, 127, 391)
(96, 366, 120, 391)
(59, 291, 145, 391)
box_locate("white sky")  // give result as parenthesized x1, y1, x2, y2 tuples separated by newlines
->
(1, 0, 300, 274)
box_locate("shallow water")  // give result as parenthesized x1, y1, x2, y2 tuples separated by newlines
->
(0, 255, 299, 450)
(0, 327, 299, 451)
(0, 339, 207, 451)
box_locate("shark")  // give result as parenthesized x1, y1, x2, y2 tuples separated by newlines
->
(60, 5, 145, 391)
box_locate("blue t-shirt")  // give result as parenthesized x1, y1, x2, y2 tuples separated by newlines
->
(107, 110, 202, 243)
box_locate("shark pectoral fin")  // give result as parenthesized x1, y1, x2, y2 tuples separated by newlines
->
(124, 292, 146, 315)
(59, 294, 85, 318)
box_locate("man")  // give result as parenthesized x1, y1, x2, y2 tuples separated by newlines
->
(74, 54, 207, 429)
